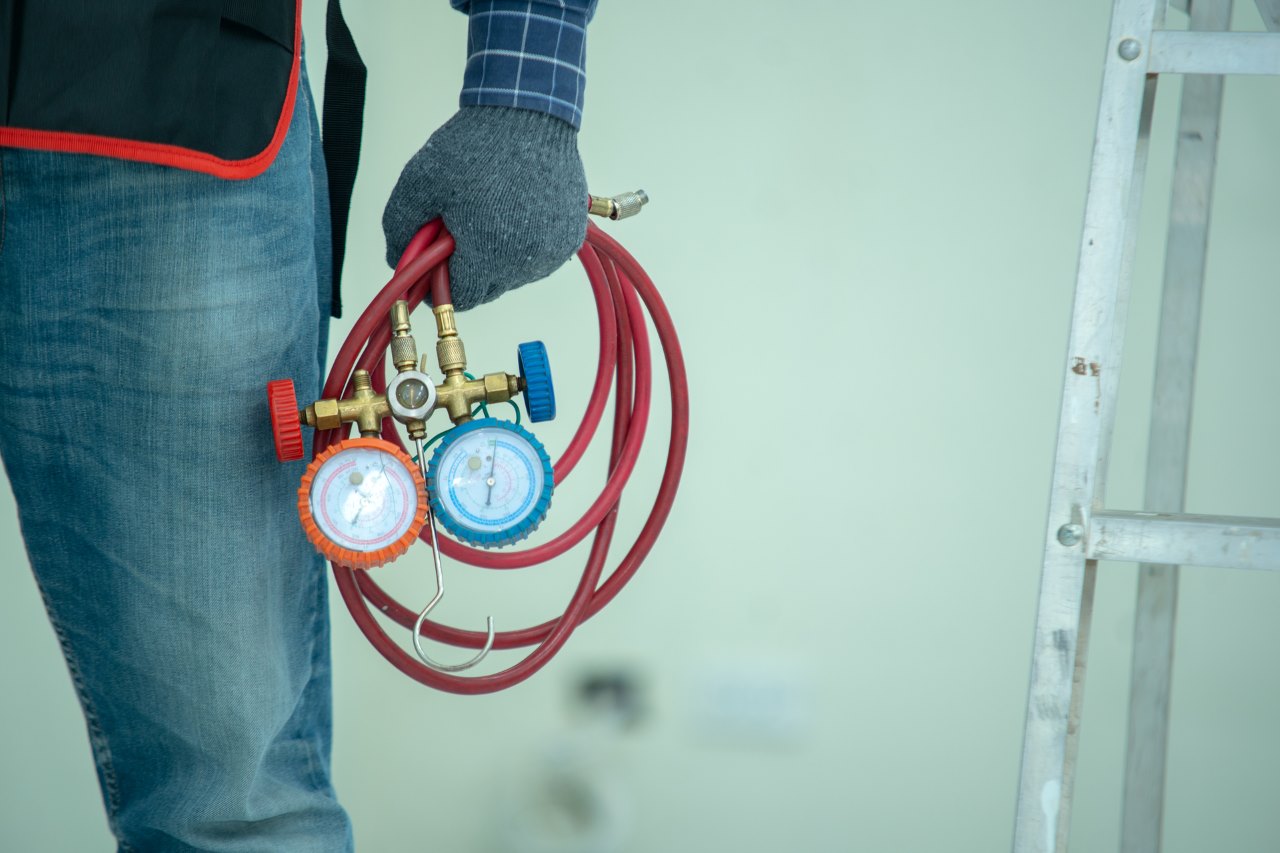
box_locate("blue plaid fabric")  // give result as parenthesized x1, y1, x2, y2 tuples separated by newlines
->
(450, 0, 598, 128)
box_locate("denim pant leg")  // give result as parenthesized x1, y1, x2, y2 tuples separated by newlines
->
(0, 78, 352, 852)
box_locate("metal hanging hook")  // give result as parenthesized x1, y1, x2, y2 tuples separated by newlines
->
(411, 438, 495, 673)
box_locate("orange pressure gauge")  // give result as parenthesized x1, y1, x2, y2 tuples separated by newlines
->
(298, 437, 428, 569)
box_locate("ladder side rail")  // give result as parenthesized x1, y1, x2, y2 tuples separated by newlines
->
(1012, 0, 1162, 849)
(1257, 0, 1280, 30)
(1121, 3, 1232, 850)
(1054, 560, 1099, 853)
(1094, 69, 1161, 506)
(1060, 71, 1163, 851)
(1060, 77, 1160, 850)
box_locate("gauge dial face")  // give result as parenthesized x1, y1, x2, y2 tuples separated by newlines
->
(309, 444, 422, 553)
(431, 421, 551, 543)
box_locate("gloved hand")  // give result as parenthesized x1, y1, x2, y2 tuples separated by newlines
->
(382, 106, 588, 311)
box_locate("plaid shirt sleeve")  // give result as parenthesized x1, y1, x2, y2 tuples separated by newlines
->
(449, 0, 598, 128)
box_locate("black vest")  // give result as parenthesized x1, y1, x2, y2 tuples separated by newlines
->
(0, 0, 299, 179)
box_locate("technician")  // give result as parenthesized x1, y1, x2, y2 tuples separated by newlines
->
(0, 1, 595, 849)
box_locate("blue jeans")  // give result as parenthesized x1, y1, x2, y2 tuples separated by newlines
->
(0, 68, 353, 851)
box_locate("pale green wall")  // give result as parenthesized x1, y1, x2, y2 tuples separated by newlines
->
(3, 2, 1279, 850)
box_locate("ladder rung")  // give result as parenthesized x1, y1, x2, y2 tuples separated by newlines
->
(1087, 510, 1280, 570)
(1149, 31, 1280, 75)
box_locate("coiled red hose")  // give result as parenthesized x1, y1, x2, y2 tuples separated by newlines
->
(314, 219, 688, 694)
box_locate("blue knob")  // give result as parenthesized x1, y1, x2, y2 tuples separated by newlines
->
(517, 341, 556, 423)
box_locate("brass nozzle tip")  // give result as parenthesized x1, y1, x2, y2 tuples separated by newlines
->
(390, 300, 411, 334)
(589, 190, 649, 221)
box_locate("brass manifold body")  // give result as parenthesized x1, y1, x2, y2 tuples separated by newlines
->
(299, 300, 523, 442)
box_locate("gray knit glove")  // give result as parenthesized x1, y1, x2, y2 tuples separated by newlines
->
(382, 106, 588, 311)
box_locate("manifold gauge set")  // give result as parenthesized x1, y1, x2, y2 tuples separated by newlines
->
(264, 198, 689, 693)
(269, 313, 557, 569)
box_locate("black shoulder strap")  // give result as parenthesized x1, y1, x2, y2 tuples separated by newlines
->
(321, 0, 367, 319)
(0, 0, 13, 121)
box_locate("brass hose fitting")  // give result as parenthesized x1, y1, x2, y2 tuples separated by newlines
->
(433, 304, 467, 378)
(302, 368, 390, 437)
(429, 302, 520, 425)
(389, 300, 418, 373)
(588, 190, 649, 221)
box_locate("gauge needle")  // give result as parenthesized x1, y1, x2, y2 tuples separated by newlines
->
(485, 443, 498, 506)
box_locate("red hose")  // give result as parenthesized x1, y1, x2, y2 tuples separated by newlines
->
(316, 220, 689, 694)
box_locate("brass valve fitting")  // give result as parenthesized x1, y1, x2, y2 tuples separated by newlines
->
(302, 369, 389, 437)
(433, 303, 466, 377)
(300, 300, 431, 438)
(588, 190, 649, 221)
(296, 299, 525, 438)
(431, 302, 521, 425)
(389, 301, 419, 373)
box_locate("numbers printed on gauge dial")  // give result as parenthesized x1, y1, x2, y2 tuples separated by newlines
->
(297, 438, 428, 568)
(427, 419, 554, 548)
(312, 444, 420, 551)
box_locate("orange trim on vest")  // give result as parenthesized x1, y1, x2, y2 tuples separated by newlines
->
(0, 0, 302, 181)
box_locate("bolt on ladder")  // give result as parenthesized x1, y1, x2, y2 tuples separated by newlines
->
(1013, 1, 1280, 852)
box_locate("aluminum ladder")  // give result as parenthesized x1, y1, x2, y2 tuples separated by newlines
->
(1012, 1, 1280, 851)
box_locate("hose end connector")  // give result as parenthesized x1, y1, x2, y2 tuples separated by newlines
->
(589, 190, 649, 221)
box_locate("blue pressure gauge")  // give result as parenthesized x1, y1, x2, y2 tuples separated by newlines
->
(426, 418, 554, 548)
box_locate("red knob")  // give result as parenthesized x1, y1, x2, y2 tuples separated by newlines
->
(267, 379, 305, 462)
